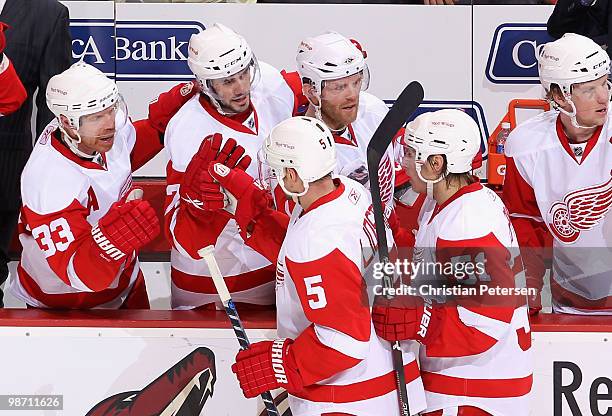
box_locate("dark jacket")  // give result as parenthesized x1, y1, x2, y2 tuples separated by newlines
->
(0, 0, 71, 210)
(547, 0, 609, 47)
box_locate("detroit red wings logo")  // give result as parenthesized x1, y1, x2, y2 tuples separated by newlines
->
(547, 175, 612, 244)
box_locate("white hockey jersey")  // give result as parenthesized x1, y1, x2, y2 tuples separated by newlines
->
(164, 62, 296, 309)
(11, 120, 144, 309)
(412, 183, 532, 415)
(276, 177, 426, 416)
(275, 91, 396, 219)
(504, 110, 612, 314)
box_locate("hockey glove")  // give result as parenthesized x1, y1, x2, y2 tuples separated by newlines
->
(372, 296, 443, 345)
(93, 200, 160, 262)
(208, 162, 273, 233)
(232, 339, 304, 398)
(147, 81, 199, 133)
(180, 134, 251, 214)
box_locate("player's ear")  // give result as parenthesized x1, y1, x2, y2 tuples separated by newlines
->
(429, 155, 445, 175)
(59, 115, 73, 131)
(302, 83, 320, 106)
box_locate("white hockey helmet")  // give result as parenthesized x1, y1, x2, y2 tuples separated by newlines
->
(46, 61, 127, 158)
(259, 116, 336, 199)
(187, 24, 259, 106)
(538, 33, 610, 96)
(296, 31, 369, 97)
(402, 109, 480, 196)
(537, 33, 611, 128)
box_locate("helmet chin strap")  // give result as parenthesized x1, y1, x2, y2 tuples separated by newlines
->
(415, 163, 443, 199)
(558, 98, 599, 129)
(557, 84, 611, 129)
(309, 94, 347, 135)
(199, 79, 241, 117)
(276, 168, 309, 203)
(58, 124, 99, 160)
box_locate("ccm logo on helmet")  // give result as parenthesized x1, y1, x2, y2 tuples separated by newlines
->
(485, 23, 554, 84)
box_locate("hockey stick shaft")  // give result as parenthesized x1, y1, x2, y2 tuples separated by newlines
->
(366, 81, 424, 416)
(198, 245, 280, 416)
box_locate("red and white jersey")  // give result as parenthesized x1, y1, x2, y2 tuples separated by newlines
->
(504, 110, 612, 315)
(11, 120, 142, 309)
(164, 62, 295, 309)
(334, 92, 395, 217)
(275, 92, 396, 219)
(276, 177, 426, 416)
(413, 183, 532, 415)
(0, 55, 26, 116)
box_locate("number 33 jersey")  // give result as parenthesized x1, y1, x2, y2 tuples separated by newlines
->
(275, 176, 426, 416)
(10, 120, 142, 309)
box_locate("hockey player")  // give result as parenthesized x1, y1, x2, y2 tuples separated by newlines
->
(503, 33, 612, 315)
(0, 22, 26, 116)
(203, 116, 426, 416)
(373, 109, 532, 416)
(10, 62, 197, 309)
(293, 32, 397, 222)
(163, 23, 301, 309)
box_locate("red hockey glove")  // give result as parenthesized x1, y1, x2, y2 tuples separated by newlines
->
(93, 200, 160, 262)
(180, 134, 251, 214)
(147, 81, 199, 133)
(387, 207, 415, 249)
(231, 339, 304, 398)
(208, 162, 272, 232)
(372, 296, 443, 345)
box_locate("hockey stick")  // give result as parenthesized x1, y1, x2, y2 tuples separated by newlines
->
(198, 245, 280, 416)
(367, 81, 424, 416)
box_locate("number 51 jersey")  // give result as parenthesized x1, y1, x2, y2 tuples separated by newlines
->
(275, 176, 426, 416)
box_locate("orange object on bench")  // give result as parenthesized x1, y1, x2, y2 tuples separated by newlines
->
(487, 99, 550, 187)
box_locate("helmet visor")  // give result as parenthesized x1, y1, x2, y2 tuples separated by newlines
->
(77, 94, 128, 141)
(321, 67, 370, 99)
(257, 147, 280, 191)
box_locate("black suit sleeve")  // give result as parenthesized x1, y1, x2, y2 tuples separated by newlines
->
(547, 0, 608, 42)
(35, 2, 71, 137)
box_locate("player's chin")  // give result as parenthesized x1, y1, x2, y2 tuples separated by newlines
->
(96, 137, 114, 152)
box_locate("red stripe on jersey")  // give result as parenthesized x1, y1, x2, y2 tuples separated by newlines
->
(50, 132, 107, 170)
(130, 119, 163, 171)
(422, 307, 498, 357)
(428, 183, 483, 225)
(198, 95, 259, 135)
(17, 262, 135, 309)
(555, 115, 602, 165)
(502, 156, 553, 283)
(171, 265, 275, 294)
(292, 360, 420, 403)
(422, 371, 532, 398)
(424, 406, 493, 416)
(280, 70, 308, 116)
(286, 247, 371, 343)
(292, 325, 362, 386)
(550, 277, 612, 311)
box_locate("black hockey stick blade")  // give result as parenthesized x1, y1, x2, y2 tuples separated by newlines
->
(367, 81, 424, 267)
